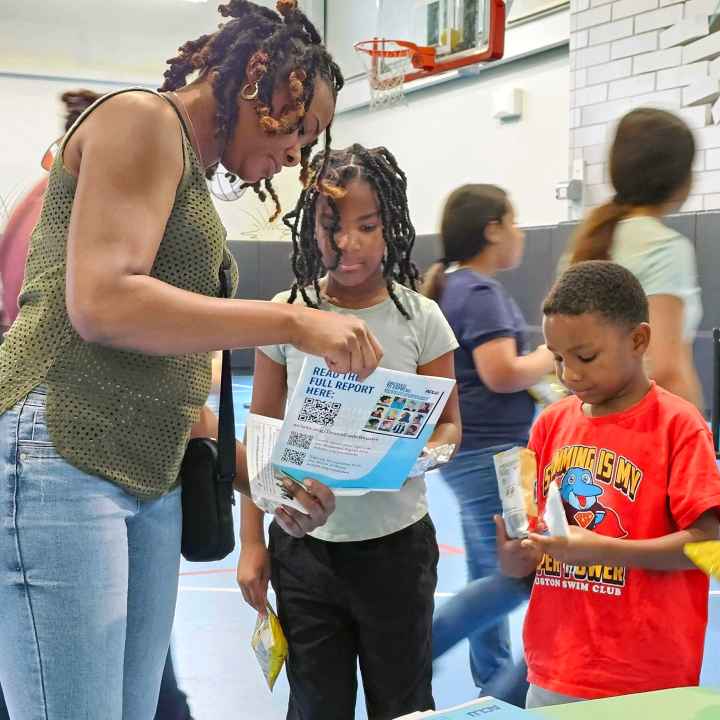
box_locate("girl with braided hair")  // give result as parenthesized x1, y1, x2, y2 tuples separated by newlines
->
(0, 3, 384, 719)
(239, 144, 461, 720)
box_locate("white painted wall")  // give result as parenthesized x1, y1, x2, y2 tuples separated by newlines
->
(0, 0, 571, 239)
(0, 0, 324, 84)
(332, 46, 571, 234)
(0, 0, 319, 240)
(0, 73, 305, 242)
(568, 0, 720, 216)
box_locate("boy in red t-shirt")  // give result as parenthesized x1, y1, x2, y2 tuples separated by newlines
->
(496, 261, 720, 709)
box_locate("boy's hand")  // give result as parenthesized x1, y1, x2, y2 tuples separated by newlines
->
(495, 515, 542, 578)
(522, 525, 609, 565)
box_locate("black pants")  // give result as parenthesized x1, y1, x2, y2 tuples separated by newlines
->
(269, 515, 439, 720)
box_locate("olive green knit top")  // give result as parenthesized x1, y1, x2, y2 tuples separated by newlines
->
(0, 88, 238, 498)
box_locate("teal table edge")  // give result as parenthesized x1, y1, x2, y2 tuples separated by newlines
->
(534, 687, 720, 719)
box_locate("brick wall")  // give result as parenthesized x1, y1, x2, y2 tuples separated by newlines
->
(569, 0, 720, 217)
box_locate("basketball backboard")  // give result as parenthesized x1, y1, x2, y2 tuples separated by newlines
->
(326, 0, 507, 87)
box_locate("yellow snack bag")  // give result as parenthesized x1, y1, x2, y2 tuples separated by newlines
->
(251, 604, 288, 691)
(684, 541, 720, 579)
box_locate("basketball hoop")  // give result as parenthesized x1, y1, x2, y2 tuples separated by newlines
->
(354, 39, 435, 111)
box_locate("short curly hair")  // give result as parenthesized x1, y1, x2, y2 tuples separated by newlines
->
(543, 260, 649, 327)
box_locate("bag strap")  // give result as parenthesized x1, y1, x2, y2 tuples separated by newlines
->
(217, 261, 237, 484)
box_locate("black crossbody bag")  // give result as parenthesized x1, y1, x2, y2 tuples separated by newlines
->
(179, 262, 236, 562)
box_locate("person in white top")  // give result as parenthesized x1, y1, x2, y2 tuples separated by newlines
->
(238, 144, 461, 720)
(565, 108, 703, 408)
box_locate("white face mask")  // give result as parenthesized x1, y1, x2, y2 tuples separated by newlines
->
(207, 163, 250, 202)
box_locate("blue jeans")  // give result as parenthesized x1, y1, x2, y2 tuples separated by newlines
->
(0, 649, 192, 720)
(435, 445, 529, 704)
(0, 388, 182, 720)
(433, 574, 529, 706)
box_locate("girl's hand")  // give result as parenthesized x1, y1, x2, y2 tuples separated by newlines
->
(237, 542, 271, 614)
(292, 307, 383, 380)
(536, 344, 557, 374)
(522, 525, 609, 565)
(495, 515, 541, 578)
(274, 477, 336, 538)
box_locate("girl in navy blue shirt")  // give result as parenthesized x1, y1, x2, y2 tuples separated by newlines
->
(423, 184, 553, 705)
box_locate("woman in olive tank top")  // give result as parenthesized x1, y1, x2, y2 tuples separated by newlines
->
(0, 2, 382, 719)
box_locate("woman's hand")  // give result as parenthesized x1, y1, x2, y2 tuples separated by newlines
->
(237, 542, 271, 614)
(274, 477, 336, 538)
(292, 307, 383, 380)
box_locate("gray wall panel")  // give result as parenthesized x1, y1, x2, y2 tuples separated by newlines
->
(500, 228, 553, 326)
(695, 214, 720, 334)
(694, 337, 712, 413)
(258, 242, 295, 300)
(665, 212, 696, 246)
(413, 234, 443, 273)
(229, 212, 720, 413)
(550, 223, 575, 276)
(227, 240, 260, 300)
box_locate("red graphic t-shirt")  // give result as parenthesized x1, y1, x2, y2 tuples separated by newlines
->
(523, 384, 720, 700)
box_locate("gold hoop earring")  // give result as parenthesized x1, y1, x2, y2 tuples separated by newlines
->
(240, 82, 259, 101)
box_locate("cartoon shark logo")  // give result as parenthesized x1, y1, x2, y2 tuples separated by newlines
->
(559, 467, 627, 538)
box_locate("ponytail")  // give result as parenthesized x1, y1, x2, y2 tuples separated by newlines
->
(422, 183, 509, 302)
(569, 107, 695, 266)
(421, 261, 448, 302)
(569, 199, 629, 265)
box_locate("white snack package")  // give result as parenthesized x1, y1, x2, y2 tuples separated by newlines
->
(493, 447, 538, 539)
(544, 482, 569, 537)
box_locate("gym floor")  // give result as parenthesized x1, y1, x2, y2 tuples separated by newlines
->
(172, 376, 720, 719)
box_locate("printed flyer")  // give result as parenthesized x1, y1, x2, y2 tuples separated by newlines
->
(264, 356, 455, 495)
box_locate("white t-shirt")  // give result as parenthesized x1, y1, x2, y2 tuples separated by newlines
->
(612, 217, 702, 342)
(260, 283, 459, 542)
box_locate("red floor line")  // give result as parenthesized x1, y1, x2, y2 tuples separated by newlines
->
(438, 543, 465, 555)
(179, 568, 237, 577)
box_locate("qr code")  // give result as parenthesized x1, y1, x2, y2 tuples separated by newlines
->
(280, 448, 306, 466)
(288, 431, 313, 450)
(297, 397, 341, 427)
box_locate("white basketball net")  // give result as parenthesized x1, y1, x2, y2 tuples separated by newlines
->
(356, 41, 413, 111)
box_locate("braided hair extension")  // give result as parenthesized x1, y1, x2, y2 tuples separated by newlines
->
(283, 143, 419, 319)
(160, 0, 343, 219)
